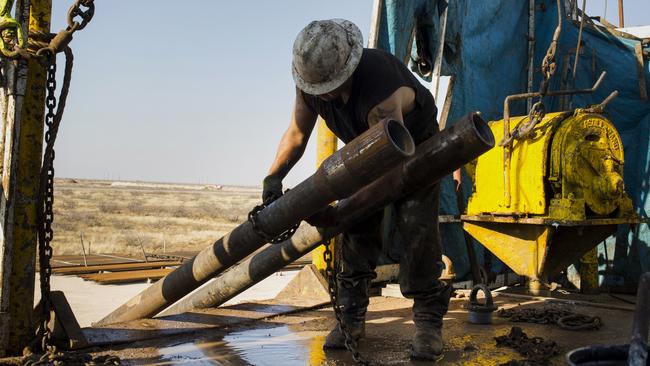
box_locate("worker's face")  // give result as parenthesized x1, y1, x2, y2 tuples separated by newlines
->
(316, 77, 352, 102)
(317, 91, 339, 102)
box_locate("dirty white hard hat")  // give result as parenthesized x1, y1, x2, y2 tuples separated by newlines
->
(292, 19, 363, 95)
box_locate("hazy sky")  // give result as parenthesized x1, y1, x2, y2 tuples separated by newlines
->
(49, 1, 648, 187)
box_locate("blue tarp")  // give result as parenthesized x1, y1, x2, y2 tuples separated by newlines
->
(376, 0, 650, 282)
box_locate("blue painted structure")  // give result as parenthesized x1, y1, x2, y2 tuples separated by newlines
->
(376, 0, 650, 283)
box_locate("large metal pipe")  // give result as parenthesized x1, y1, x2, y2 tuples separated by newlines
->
(160, 112, 494, 316)
(97, 119, 415, 325)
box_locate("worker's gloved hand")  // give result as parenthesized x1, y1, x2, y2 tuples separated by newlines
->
(262, 174, 283, 205)
(305, 205, 338, 228)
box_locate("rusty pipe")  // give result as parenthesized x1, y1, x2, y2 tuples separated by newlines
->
(96, 119, 415, 325)
(160, 112, 494, 316)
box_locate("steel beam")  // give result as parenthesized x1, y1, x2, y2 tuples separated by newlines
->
(0, 0, 51, 356)
(160, 112, 494, 316)
(97, 119, 415, 325)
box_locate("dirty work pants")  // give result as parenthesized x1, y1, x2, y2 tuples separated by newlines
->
(337, 182, 451, 328)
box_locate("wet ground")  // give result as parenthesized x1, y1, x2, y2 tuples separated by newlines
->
(88, 292, 637, 366)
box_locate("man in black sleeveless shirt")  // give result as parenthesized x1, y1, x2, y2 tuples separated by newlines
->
(263, 19, 451, 361)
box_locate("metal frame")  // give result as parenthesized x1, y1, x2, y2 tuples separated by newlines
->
(0, 0, 51, 356)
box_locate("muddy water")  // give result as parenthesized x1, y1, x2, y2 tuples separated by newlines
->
(155, 325, 330, 365)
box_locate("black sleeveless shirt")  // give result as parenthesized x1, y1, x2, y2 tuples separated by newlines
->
(301, 48, 438, 144)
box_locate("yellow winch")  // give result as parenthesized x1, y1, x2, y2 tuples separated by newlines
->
(462, 109, 637, 293)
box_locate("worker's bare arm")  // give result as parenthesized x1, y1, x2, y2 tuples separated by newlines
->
(267, 88, 318, 179)
(366, 86, 416, 126)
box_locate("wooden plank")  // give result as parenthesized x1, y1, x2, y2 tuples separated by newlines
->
(635, 42, 648, 101)
(80, 268, 174, 284)
(438, 74, 456, 129)
(51, 254, 141, 267)
(52, 260, 180, 275)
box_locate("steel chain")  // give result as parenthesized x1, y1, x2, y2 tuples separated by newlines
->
(322, 239, 373, 365)
(1, 0, 94, 60)
(15, 1, 120, 365)
(36, 54, 57, 356)
(506, 0, 561, 144)
(67, 0, 95, 32)
(247, 190, 300, 244)
(497, 306, 602, 331)
(495, 326, 560, 365)
(22, 349, 121, 366)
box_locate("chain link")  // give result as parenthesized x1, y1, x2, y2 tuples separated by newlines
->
(67, 0, 95, 32)
(497, 306, 602, 331)
(13, 1, 120, 364)
(22, 349, 121, 366)
(0, 0, 94, 60)
(35, 54, 57, 355)
(322, 239, 373, 365)
(247, 190, 300, 244)
(26, 51, 120, 366)
(503, 0, 562, 145)
(495, 326, 560, 366)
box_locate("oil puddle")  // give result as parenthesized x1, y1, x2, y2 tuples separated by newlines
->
(155, 325, 327, 365)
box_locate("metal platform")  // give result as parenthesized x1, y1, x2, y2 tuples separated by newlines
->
(73, 290, 637, 365)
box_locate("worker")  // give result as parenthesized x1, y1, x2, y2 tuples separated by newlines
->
(262, 19, 450, 361)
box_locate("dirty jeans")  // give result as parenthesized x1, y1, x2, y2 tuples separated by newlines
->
(336, 182, 451, 328)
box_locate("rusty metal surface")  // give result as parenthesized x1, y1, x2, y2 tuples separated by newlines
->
(462, 214, 646, 226)
(47, 290, 88, 349)
(79, 269, 174, 284)
(161, 112, 494, 316)
(50, 254, 141, 266)
(97, 119, 414, 326)
(1, 0, 51, 356)
(52, 260, 181, 275)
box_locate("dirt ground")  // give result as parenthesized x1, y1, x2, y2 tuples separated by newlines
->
(52, 178, 261, 256)
(81, 293, 636, 366)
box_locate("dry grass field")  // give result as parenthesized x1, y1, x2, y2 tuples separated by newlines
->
(52, 178, 261, 256)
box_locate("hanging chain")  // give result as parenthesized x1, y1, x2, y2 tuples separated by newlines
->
(24, 53, 121, 366)
(10, 1, 120, 365)
(36, 53, 57, 355)
(502, 0, 562, 146)
(1, 0, 95, 60)
(322, 239, 373, 365)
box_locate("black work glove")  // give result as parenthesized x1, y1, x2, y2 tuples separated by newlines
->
(305, 205, 338, 228)
(262, 174, 283, 204)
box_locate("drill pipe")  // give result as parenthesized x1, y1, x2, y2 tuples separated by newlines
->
(160, 112, 494, 316)
(97, 119, 415, 325)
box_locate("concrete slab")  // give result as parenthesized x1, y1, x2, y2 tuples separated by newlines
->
(35, 271, 298, 328)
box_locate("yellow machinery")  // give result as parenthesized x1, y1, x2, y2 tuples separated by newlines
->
(463, 106, 638, 293)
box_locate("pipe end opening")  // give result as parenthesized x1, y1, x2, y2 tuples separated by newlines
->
(386, 119, 415, 156)
(471, 112, 495, 147)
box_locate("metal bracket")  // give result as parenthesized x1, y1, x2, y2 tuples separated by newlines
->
(500, 71, 607, 207)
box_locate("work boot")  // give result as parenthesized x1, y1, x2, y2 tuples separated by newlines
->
(323, 321, 365, 349)
(410, 323, 444, 361)
(323, 277, 370, 350)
